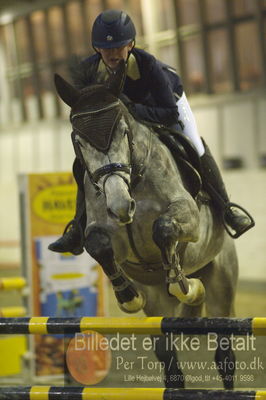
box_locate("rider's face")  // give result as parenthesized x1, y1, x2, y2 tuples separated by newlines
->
(96, 42, 134, 70)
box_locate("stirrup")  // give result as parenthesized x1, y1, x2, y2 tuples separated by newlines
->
(223, 202, 255, 239)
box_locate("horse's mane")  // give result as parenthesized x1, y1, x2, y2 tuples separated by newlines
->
(68, 55, 106, 91)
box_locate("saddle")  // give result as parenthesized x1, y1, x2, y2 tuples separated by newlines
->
(151, 124, 202, 199)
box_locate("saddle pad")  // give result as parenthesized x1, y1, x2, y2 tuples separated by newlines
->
(154, 129, 202, 198)
(154, 126, 202, 173)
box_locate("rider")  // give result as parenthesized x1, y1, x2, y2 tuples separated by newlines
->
(49, 9, 254, 255)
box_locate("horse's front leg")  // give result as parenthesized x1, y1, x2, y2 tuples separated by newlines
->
(153, 335, 185, 388)
(152, 198, 205, 305)
(84, 226, 145, 313)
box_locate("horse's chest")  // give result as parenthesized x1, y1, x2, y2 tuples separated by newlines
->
(108, 200, 163, 263)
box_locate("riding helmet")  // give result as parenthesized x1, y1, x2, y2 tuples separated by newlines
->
(92, 10, 136, 49)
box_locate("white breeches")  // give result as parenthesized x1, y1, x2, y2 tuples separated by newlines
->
(176, 92, 205, 156)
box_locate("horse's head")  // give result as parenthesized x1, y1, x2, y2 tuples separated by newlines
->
(54, 61, 137, 225)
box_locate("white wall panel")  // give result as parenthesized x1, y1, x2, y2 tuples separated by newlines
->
(258, 98, 266, 154)
(0, 181, 19, 241)
(25, 96, 39, 122)
(58, 121, 75, 171)
(224, 170, 266, 282)
(17, 127, 34, 173)
(0, 133, 15, 183)
(37, 123, 56, 172)
(43, 93, 57, 119)
(0, 43, 11, 126)
(193, 107, 221, 164)
(223, 101, 256, 167)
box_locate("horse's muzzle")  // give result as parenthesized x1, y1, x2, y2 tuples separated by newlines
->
(107, 199, 136, 225)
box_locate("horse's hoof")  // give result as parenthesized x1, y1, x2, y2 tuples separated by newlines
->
(117, 291, 146, 313)
(187, 278, 206, 305)
(169, 278, 205, 306)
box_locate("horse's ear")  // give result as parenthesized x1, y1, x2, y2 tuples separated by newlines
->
(54, 74, 80, 107)
(105, 59, 126, 97)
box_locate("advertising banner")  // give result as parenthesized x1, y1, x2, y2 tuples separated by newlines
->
(19, 172, 106, 380)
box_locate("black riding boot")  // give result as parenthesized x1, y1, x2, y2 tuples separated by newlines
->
(48, 187, 86, 255)
(200, 140, 254, 238)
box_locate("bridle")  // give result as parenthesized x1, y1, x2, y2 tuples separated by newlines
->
(71, 102, 152, 198)
(72, 101, 155, 266)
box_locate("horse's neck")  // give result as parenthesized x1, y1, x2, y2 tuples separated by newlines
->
(132, 120, 175, 171)
(132, 119, 184, 195)
(132, 120, 155, 166)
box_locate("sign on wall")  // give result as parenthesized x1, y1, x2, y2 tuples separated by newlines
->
(19, 172, 106, 379)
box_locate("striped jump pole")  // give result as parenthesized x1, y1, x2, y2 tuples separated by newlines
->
(0, 387, 265, 400)
(0, 277, 26, 291)
(0, 317, 266, 335)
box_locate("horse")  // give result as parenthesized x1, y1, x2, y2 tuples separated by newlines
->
(53, 61, 238, 389)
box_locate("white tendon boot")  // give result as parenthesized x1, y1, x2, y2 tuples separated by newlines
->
(118, 292, 146, 313)
(168, 269, 205, 306)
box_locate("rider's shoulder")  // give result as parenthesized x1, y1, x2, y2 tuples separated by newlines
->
(132, 47, 157, 68)
(133, 48, 181, 81)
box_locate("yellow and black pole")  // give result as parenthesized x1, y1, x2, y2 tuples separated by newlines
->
(0, 387, 265, 399)
(0, 317, 266, 335)
(0, 307, 26, 317)
(0, 277, 26, 291)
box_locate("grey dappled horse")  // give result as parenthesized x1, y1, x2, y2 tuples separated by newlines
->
(54, 62, 238, 389)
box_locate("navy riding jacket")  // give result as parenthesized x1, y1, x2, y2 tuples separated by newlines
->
(71, 48, 183, 127)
